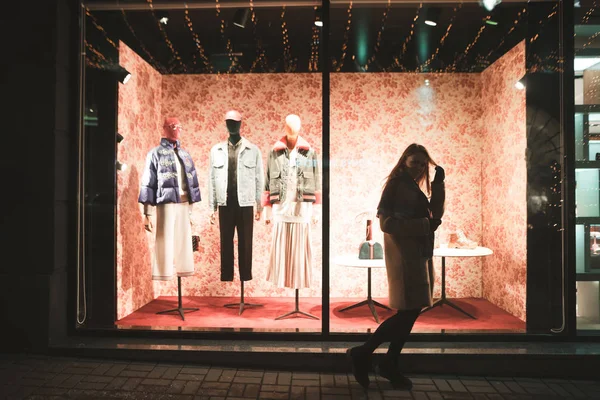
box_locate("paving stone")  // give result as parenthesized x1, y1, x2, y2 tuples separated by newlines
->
(306, 386, 320, 400)
(201, 381, 230, 390)
(233, 376, 261, 384)
(244, 383, 260, 397)
(489, 381, 512, 394)
(135, 384, 169, 393)
(227, 383, 245, 397)
(146, 366, 169, 379)
(32, 387, 69, 396)
(181, 367, 210, 375)
(105, 364, 127, 377)
(178, 373, 206, 381)
(293, 372, 320, 380)
(167, 380, 187, 394)
(90, 364, 113, 376)
(104, 376, 128, 390)
(292, 379, 320, 387)
(57, 374, 85, 389)
(290, 386, 305, 400)
(433, 379, 452, 391)
(447, 380, 469, 392)
(17, 378, 45, 387)
(263, 372, 278, 385)
(236, 370, 263, 378)
(560, 383, 587, 397)
(321, 373, 336, 387)
(126, 363, 156, 372)
(119, 369, 149, 378)
(546, 383, 571, 397)
(505, 382, 527, 394)
(262, 384, 292, 392)
(81, 375, 113, 383)
(462, 380, 493, 387)
(141, 378, 172, 386)
(322, 386, 351, 394)
(277, 372, 292, 385)
(323, 394, 352, 400)
(182, 381, 202, 395)
(163, 367, 184, 379)
(439, 392, 475, 399)
(335, 374, 350, 386)
(74, 381, 107, 390)
(426, 392, 444, 400)
(121, 377, 144, 391)
(467, 385, 498, 393)
(204, 368, 222, 382)
(258, 392, 290, 399)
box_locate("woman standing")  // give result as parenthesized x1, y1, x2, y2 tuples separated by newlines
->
(346, 143, 445, 390)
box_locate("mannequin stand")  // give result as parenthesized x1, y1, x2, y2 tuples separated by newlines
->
(224, 281, 263, 315)
(275, 289, 319, 320)
(156, 276, 199, 321)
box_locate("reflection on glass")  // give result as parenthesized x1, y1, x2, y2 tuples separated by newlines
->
(576, 169, 600, 217)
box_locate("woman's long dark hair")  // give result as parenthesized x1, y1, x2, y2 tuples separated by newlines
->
(383, 143, 437, 195)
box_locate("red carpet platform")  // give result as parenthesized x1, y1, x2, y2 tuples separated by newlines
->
(116, 297, 525, 333)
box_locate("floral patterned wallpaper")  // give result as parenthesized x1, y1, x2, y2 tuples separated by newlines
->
(117, 42, 163, 319)
(481, 41, 527, 321)
(116, 41, 527, 321)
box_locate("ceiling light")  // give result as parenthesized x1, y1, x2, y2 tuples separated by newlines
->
(314, 7, 323, 27)
(515, 77, 526, 90)
(425, 79, 430, 86)
(424, 20, 437, 27)
(480, 0, 501, 12)
(117, 133, 124, 143)
(116, 161, 127, 171)
(157, 11, 169, 25)
(115, 67, 131, 84)
(233, 8, 250, 28)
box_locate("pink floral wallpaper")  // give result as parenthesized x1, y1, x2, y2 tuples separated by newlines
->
(481, 41, 527, 321)
(116, 41, 527, 321)
(330, 73, 485, 301)
(117, 42, 163, 319)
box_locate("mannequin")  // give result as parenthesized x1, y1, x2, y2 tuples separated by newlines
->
(208, 110, 264, 296)
(263, 114, 321, 320)
(138, 117, 201, 319)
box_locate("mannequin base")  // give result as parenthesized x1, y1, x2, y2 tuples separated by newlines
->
(156, 307, 199, 321)
(224, 302, 263, 316)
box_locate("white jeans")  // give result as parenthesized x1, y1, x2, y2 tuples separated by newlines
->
(152, 203, 194, 280)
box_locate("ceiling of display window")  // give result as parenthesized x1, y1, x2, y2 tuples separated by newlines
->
(84, 1, 573, 74)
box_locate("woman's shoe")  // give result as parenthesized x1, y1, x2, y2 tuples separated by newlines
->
(346, 347, 370, 389)
(377, 358, 413, 390)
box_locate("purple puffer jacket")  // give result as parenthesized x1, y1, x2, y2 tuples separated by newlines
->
(138, 138, 201, 205)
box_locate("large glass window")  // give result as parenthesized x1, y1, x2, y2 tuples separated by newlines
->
(328, 0, 564, 335)
(80, 1, 323, 332)
(78, 0, 568, 337)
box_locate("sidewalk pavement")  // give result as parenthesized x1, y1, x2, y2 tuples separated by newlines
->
(1, 353, 600, 399)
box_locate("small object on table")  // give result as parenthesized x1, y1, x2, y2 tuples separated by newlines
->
(358, 219, 383, 259)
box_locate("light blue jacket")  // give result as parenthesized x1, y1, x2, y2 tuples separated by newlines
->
(208, 137, 264, 212)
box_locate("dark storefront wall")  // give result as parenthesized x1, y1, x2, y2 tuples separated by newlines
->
(0, 0, 587, 352)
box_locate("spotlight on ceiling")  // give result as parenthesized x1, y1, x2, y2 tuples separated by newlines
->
(515, 76, 526, 90)
(115, 66, 131, 84)
(425, 79, 430, 86)
(314, 7, 323, 27)
(117, 133, 124, 143)
(233, 8, 250, 28)
(157, 11, 169, 24)
(480, 0, 501, 12)
(116, 161, 127, 171)
(424, 20, 437, 27)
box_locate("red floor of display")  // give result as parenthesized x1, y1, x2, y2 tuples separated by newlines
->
(116, 297, 525, 333)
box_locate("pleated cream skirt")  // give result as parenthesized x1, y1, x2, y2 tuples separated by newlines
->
(266, 222, 312, 289)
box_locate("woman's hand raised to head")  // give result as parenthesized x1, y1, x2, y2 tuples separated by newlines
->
(433, 166, 445, 183)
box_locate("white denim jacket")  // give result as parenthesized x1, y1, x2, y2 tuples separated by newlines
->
(208, 137, 264, 212)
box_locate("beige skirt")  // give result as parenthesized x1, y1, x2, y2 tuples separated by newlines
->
(266, 222, 312, 289)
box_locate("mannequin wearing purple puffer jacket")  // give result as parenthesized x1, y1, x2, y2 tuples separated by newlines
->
(138, 118, 201, 281)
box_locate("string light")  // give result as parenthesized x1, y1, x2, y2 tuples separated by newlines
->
(333, 2, 353, 72)
(446, 15, 489, 72)
(582, 1, 597, 24)
(309, 24, 320, 72)
(86, 8, 118, 50)
(121, 10, 166, 74)
(529, 4, 557, 45)
(419, 3, 462, 72)
(385, 4, 422, 72)
(146, 0, 187, 73)
(249, 0, 268, 73)
(280, 6, 297, 72)
(184, 4, 213, 73)
(366, 0, 391, 71)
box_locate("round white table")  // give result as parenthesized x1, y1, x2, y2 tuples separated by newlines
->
(421, 246, 494, 319)
(333, 255, 392, 323)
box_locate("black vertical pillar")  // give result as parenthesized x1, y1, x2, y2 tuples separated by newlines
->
(321, 0, 331, 336)
(525, 2, 570, 334)
(0, 0, 78, 350)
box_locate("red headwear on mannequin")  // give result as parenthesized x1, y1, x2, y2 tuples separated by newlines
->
(163, 117, 182, 142)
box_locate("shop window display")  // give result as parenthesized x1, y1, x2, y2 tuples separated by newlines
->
(79, 0, 565, 336)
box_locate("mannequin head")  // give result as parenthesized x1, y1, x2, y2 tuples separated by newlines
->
(225, 110, 242, 135)
(284, 114, 301, 138)
(163, 117, 182, 141)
